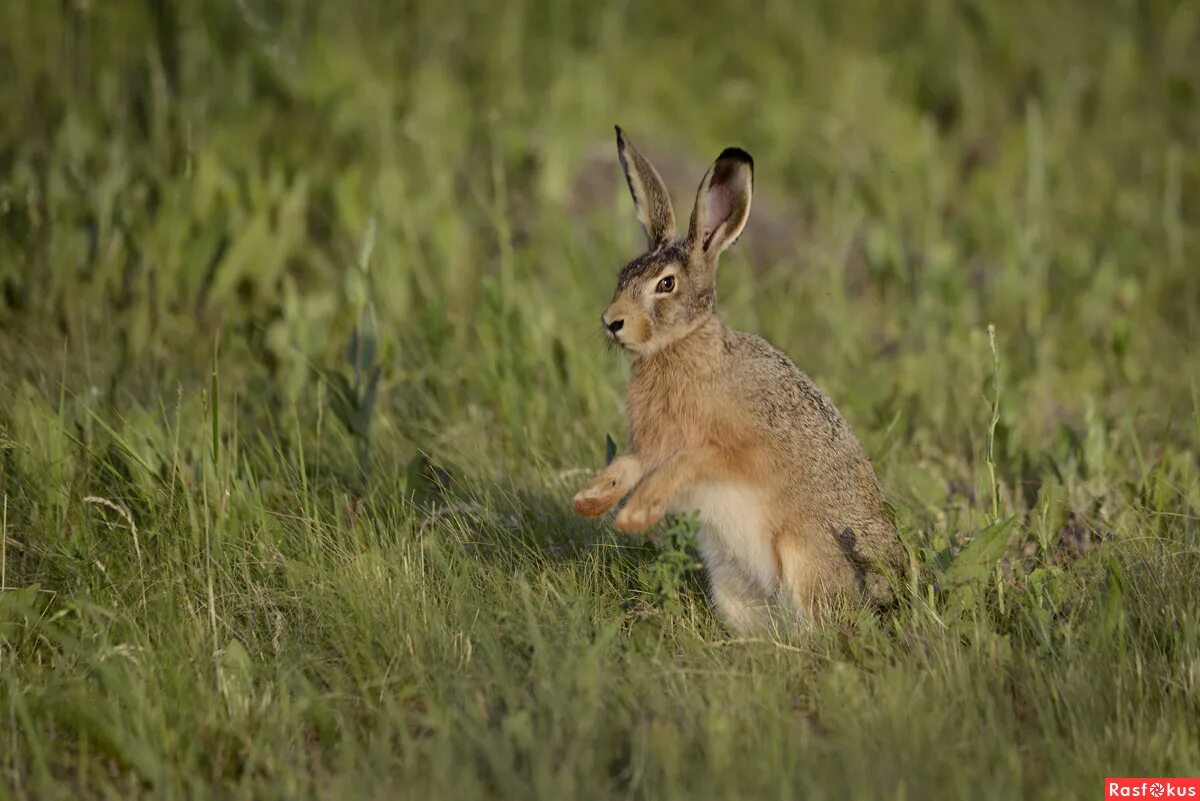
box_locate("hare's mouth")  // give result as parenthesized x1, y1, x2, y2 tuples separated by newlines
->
(600, 306, 652, 352)
(601, 314, 635, 350)
(604, 324, 640, 352)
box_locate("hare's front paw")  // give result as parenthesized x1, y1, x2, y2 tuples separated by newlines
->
(573, 480, 622, 518)
(614, 493, 666, 533)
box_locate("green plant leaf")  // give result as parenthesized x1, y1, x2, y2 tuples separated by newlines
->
(1103, 556, 1126, 640)
(944, 515, 1018, 585)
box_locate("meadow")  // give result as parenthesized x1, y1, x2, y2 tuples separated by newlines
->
(1, 1, 1199, 798)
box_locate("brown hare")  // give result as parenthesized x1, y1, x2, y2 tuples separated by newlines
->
(573, 127, 903, 631)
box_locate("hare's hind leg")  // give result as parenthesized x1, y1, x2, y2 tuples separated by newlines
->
(701, 546, 773, 633)
(774, 523, 859, 620)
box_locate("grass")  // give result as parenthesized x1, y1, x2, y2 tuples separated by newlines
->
(1, 0, 1199, 798)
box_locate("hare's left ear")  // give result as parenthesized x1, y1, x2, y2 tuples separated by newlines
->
(615, 126, 677, 249)
(688, 147, 753, 260)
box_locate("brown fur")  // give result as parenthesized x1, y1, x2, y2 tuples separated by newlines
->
(573, 129, 903, 630)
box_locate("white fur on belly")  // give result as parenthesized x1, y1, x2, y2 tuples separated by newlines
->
(674, 483, 777, 592)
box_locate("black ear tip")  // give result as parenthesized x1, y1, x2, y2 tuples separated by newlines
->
(718, 147, 754, 169)
(614, 125, 626, 145)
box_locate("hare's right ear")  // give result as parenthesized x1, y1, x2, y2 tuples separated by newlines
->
(615, 126, 676, 249)
(687, 147, 753, 261)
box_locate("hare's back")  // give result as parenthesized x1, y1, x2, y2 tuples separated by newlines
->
(724, 328, 900, 559)
(722, 329, 857, 445)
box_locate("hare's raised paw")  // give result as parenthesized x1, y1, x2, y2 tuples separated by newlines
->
(572, 483, 620, 518)
(614, 496, 665, 533)
(572, 455, 644, 518)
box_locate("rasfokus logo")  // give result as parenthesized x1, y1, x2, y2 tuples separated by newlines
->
(1106, 778, 1200, 798)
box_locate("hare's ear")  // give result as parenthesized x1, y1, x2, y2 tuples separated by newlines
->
(687, 147, 753, 260)
(615, 126, 676, 249)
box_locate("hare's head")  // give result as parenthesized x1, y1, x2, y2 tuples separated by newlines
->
(600, 127, 753, 355)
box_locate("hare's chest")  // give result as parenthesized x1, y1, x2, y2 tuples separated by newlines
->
(626, 384, 709, 461)
(676, 483, 777, 592)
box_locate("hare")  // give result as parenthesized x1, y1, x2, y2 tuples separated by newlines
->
(572, 127, 903, 631)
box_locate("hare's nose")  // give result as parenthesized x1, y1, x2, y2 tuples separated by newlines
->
(605, 317, 624, 335)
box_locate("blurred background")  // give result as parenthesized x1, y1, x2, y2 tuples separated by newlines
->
(3, 0, 1197, 472)
(1, 1, 1199, 797)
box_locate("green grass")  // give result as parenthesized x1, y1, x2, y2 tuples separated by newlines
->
(2, 1, 1199, 798)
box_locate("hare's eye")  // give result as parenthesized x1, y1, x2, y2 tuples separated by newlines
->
(655, 275, 676, 294)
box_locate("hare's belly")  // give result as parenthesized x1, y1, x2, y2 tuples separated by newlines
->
(675, 483, 777, 591)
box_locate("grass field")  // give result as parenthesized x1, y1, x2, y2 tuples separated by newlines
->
(2, 1, 1199, 798)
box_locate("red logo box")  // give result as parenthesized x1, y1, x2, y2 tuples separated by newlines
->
(1106, 779, 1200, 798)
